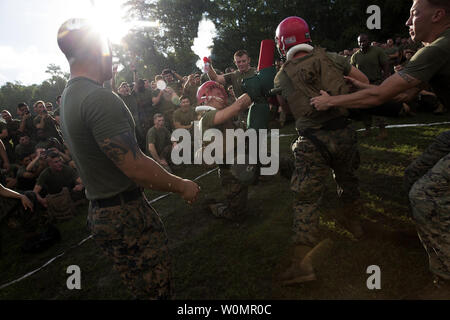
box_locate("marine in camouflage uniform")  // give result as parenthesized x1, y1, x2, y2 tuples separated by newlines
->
(275, 46, 365, 247)
(398, 26, 450, 281)
(274, 16, 370, 284)
(88, 193, 171, 299)
(310, 2, 450, 285)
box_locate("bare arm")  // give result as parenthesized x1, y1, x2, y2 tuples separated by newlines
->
(0, 183, 33, 211)
(348, 66, 369, 84)
(311, 72, 422, 110)
(207, 64, 226, 85)
(33, 184, 47, 208)
(152, 90, 163, 105)
(98, 131, 199, 202)
(212, 94, 252, 125)
(0, 139, 10, 170)
(147, 143, 162, 163)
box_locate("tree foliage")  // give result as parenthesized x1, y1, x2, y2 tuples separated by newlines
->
(3, 0, 413, 109)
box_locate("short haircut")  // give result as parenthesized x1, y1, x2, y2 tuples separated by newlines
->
(153, 113, 164, 120)
(46, 102, 53, 107)
(234, 49, 249, 58)
(161, 69, 172, 75)
(155, 75, 163, 81)
(427, 0, 450, 14)
(57, 19, 107, 64)
(180, 95, 190, 102)
(17, 102, 28, 109)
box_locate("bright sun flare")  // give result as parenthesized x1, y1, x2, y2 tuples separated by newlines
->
(81, 0, 158, 44)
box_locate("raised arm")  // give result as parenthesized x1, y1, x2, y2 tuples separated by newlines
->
(212, 94, 252, 126)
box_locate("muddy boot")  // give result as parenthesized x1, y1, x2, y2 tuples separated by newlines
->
(281, 239, 334, 285)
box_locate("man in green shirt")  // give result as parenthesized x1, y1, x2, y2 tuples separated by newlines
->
(32, 100, 63, 144)
(57, 18, 200, 300)
(312, 0, 450, 290)
(146, 113, 174, 172)
(196, 81, 252, 220)
(207, 50, 256, 98)
(173, 96, 196, 131)
(351, 34, 391, 138)
(384, 38, 401, 72)
(33, 151, 83, 208)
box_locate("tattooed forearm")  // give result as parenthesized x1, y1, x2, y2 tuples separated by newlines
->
(99, 131, 140, 166)
(397, 71, 417, 84)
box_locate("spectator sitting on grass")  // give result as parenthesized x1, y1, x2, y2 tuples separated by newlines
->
(33, 151, 84, 220)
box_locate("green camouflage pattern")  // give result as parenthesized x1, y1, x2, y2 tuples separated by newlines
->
(408, 131, 450, 280)
(87, 195, 172, 299)
(291, 127, 360, 246)
(404, 130, 450, 193)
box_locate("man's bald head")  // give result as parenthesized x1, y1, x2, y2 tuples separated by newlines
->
(57, 18, 113, 81)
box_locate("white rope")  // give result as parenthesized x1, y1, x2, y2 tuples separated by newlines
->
(0, 168, 220, 290)
(1, 120, 447, 290)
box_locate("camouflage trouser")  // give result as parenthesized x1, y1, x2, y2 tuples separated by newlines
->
(408, 144, 450, 279)
(291, 127, 360, 246)
(88, 195, 172, 300)
(209, 166, 248, 220)
(404, 131, 450, 193)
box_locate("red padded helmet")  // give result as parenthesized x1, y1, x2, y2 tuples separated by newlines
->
(275, 16, 312, 57)
(196, 81, 227, 105)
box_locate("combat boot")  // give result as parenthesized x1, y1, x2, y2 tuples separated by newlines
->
(280, 239, 334, 285)
(335, 202, 365, 239)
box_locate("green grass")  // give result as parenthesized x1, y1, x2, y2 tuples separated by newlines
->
(0, 112, 449, 300)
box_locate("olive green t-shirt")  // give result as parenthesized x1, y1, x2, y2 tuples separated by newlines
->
(384, 46, 400, 62)
(274, 51, 351, 129)
(199, 109, 217, 133)
(60, 77, 137, 200)
(37, 165, 78, 195)
(224, 67, 257, 97)
(146, 126, 172, 156)
(399, 28, 450, 109)
(173, 107, 196, 126)
(350, 46, 388, 83)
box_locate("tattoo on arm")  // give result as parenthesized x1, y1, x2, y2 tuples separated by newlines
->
(397, 71, 417, 84)
(98, 131, 140, 166)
